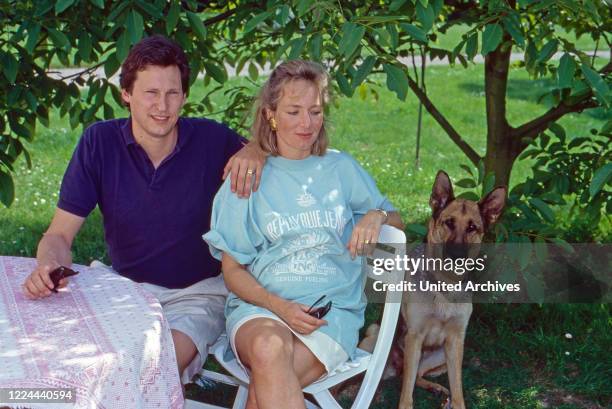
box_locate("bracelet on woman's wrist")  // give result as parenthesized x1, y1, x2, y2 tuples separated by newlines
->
(374, 208, 388, 224)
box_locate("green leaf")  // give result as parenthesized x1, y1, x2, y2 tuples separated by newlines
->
(116, 31, 130, 62)
(2, 53, 18, 83)
(136, 0, 162, 18)
(335, 72, 353, 97)
(589, 163, 612, 198)
(278, 4, 290, 25)
(548, 122, 566, 143)
(338, 23, 365, 58)
(389, 0, 408, 11)
(127, 10, 145, 44)
(383, 63, 408, 101)
(529, 197, 555, 222)
(557, 53, 575, 89)
(416, 2, 435, 32)
(482, 172, 495, 196)
(481, 24, 503, 56)
(387, 24, 399, 50)
(25, 91, 37, 111)
(204, 62, 227, 84)
(309, 33, 322, 61)
(0, 170, 15, 207)
(48, 28, 70, 49)
(502, 16, 524, 48)
(7, 86, 21, 106)
(455, 178, 477, 188)
(105, 2, 130, 26)
(187, 11, 207, 41)
(78, 32, 93, 61)
(406, 223, 428, 236)
(55, 0, 75, 14)
(536, 40, 558, 64)
(25, 24, 41, 54)
(460, 164, 474, 176)
(8, 118, 32, 140)
(400, 23, 427, 43)
(549, 237, 574, 254)
(581, 63, 610, 107)
(104, 52, 121, 78)
(477, 160, 485, 184)
(244, 11, 271, 34)
(457, 191, 480, 201)
(517, 235, 532, 270)
(288, 36, 307, 60)
(466, 32, 478, 60)
(90, 0, 104, 9)
(166, 1, 180, 34)
(248, 62, 258, 81)
(353, 56, 376, 87)
(296, 0, 311, 16)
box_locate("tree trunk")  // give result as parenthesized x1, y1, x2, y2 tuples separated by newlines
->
(483, 37, 519, 188)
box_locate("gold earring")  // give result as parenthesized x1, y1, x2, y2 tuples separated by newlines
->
(269, 118, 277, 131)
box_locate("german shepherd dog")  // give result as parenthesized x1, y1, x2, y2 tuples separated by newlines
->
(397, 170, 507, 409)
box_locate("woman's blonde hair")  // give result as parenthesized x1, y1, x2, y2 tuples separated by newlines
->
(251, 60, 330, 156)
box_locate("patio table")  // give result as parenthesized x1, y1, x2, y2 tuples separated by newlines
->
(0, 256, 184, 408)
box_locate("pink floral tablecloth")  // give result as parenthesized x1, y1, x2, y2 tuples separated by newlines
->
(0, 256, 184, 408)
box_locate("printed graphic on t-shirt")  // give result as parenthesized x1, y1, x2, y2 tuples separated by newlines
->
(263, 189, 349, 283)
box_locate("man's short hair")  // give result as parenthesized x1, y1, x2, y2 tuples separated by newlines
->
(119, 35, 190, 95)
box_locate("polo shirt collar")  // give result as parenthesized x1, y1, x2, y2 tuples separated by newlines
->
(120, 117, 193, 151)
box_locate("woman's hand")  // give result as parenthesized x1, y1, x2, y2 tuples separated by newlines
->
(348, 209, 387, 258)
(269, 297, 327, 335)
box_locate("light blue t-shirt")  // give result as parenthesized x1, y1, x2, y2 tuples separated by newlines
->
(204, 151, 395, 358)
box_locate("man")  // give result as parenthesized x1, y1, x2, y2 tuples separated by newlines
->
(22, 35, 266, 383)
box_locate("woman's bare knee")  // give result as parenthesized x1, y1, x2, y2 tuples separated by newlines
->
(235, 319, 294, 371)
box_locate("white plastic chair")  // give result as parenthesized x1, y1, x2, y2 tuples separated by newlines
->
(186, 225, 406, 409)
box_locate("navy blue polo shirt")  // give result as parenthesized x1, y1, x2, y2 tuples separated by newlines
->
(58, 117, 243, 288)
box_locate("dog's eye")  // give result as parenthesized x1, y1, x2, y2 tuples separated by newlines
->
(444, 219, 454, 229)
(467, 223, 478, 233)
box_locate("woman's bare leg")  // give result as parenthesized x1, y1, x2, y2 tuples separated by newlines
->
(291, 337, 326, 386)
(235, 318, 304, 409)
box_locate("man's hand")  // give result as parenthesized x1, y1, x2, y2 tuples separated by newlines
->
(222, 142, 267, 198)
(23, 262, 68, 299)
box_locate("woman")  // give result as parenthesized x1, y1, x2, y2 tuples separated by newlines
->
(204, 60, 404, 409)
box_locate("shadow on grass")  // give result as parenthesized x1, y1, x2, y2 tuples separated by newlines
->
(457, 79, 609, 121)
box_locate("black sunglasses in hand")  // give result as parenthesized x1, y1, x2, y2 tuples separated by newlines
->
(49, 266, 79, 293)
(306, 295, 332, 319)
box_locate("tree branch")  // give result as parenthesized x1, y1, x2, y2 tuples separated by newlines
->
(54, 61, 105, 81)
(512, 63, 609, 143)
(364, 34, 481, 165)
(511, 96, 599, 143)
(405, 73, 482, 165)
(203, 8, 237, 26)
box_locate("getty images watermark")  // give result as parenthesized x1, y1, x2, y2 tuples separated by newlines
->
(364, 243, 611, 303)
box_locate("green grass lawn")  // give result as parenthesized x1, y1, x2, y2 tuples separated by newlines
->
(1, 61, 610, 408)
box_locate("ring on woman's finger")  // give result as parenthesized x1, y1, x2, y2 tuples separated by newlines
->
(246, 169, 255, 175)
(364, 239, 370, 244)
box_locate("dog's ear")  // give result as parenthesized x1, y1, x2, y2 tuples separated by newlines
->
(479, 186, 507, 227)
(430, 170, 454, 218)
